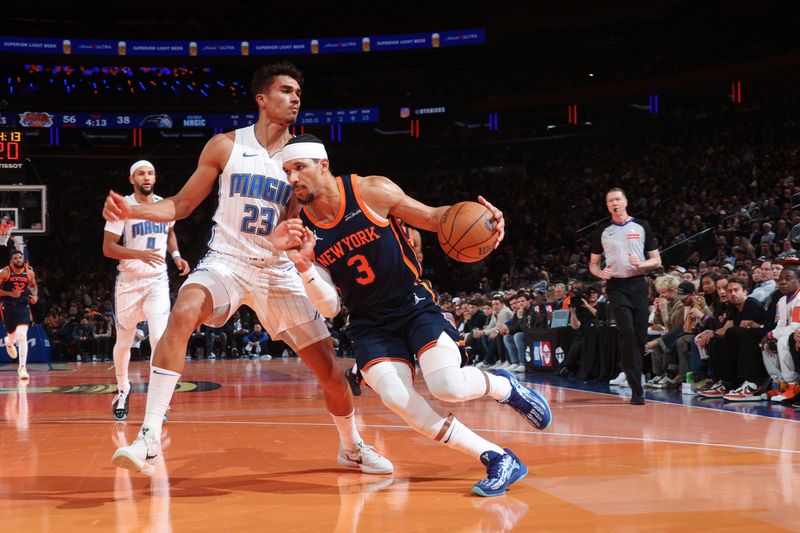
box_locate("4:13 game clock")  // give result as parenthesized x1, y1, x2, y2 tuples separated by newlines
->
(0, 130, 23, 161)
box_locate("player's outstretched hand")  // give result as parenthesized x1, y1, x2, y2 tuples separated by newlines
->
(103, 190, 131, 222)
(477, 195, 505, 248)
(174, 256, 191, 276)
(270, 218, 304, 251)
(286, 227, 317, 268)
(139, 248, 166, 268)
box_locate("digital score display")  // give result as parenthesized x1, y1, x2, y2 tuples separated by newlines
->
(0, 130, 22, 161)
(0, 109, 379, 130)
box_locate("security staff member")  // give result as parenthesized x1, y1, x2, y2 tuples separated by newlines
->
(590, 188, 661, 405)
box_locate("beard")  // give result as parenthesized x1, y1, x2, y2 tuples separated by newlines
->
(136, 183, 153, 196)
(297, 192, 315, 205)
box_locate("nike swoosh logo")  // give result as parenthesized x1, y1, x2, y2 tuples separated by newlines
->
(153, 369, 177, 376)
(146, 454, 158, 460)
(243, 153, 258, 157)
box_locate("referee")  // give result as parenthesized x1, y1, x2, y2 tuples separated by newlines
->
(590, 188, 661, 405)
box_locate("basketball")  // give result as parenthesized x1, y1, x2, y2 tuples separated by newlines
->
(437, 201, 498, 263)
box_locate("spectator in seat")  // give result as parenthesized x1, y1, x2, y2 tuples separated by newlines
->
(696, 277, 767, 401)
(203, 325, 228, 359)
(464, 298, 487, 366)
(243, 323, 270, 359)
(644, 275, 687, 388)
(499, 292, 533, 373)
(92, 311, 114, 362)
(474, 295, 512, 370)
(762, 267, 800, 403)
(751, 260, 777, 304)
(72, 317, 94, 362)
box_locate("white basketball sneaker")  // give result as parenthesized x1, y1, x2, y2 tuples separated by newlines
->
(111, 425, 159, 475)
(337, 441, 393, 474)
(609, 372, 627, 386)
(17, 365, 29, 380)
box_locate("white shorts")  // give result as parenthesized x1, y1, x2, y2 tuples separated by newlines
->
(183, 251, 328, 350)
(114, 271, 171, 331)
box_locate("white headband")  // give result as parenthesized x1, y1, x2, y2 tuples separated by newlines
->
(129, 159, 155, 176)
(280, 142, 328, 164)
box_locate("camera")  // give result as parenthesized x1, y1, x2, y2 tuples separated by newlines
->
(569, 289, 588, 308)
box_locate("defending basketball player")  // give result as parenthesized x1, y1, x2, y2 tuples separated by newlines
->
(1, 249, 37, 380)
(102, 63, 392, 476)
(281, 135, 552, 497)
(103, 160, 191, 421)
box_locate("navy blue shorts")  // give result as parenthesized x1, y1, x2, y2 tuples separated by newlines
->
(2, 303, 32, 334)
(347, 284, 461, 376)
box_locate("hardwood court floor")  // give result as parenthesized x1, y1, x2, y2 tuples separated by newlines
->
(1, 358, 800, 532)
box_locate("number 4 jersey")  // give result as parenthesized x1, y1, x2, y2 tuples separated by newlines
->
(104, 194, 174, 276)
(211, 125, 293, 264)
(299, 174, 423, 315)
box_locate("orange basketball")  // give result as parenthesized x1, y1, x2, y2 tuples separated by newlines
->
(437, 201, 498, 263)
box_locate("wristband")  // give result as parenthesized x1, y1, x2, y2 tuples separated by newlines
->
(172, 251, 182, 260)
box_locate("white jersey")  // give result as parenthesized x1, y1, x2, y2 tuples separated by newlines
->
(770, 288, 800, 339)
(104, 194, 174, 276)
(209, 125, 293, 264)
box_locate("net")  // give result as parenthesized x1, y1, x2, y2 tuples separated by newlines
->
(0, 219, 14, 247)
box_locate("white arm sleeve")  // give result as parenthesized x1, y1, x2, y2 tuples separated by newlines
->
(299, 264, 341, 318)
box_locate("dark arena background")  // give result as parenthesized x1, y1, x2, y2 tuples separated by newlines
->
(2, 1, 800, 531)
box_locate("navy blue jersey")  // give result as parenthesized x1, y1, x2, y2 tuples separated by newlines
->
(1, 265, 31, 305)
(299, 174, 424, 315)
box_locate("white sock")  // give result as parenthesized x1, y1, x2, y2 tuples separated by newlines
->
(142, 366, 180, 435)
(16, 326, 28, 367)
(331, 411, 362, 450)
(439, 415, 504, 459)
(485, 370, 512, 402)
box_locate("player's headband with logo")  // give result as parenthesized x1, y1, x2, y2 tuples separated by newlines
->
(280, 143, 328, 165)
(129, 160, 155, 176)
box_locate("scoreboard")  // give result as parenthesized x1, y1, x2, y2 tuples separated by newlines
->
(0, 130, 25, 177)
(1, 108, 380, 129)
(0, 130, 22, 160)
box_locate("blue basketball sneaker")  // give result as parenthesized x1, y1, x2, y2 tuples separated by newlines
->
(494, 369, 552, 430)
(471, 448, 528, 497)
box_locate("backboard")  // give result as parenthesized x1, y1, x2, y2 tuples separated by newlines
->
(0, 185, 48, 235)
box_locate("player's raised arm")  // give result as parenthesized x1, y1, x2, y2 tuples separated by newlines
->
(103, 133, 232, 223)
(358, 175, 505, 246)
(358, 175, 448, 233)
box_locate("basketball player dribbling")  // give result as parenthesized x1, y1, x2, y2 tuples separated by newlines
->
(1, 250, 37, 380)
(281, 135, 552, 496)
(103, 63, 391, 475)
(103, 160, 191, 420)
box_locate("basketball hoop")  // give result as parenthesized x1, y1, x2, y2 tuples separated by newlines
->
(0, 219, 14, 247)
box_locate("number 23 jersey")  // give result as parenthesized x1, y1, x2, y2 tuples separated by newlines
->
(211, 125, 294, 264)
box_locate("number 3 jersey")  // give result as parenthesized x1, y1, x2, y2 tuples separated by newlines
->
(299, 174, 422, 315)
(210, 125, 293, 264)
(104, 194, 174, 276)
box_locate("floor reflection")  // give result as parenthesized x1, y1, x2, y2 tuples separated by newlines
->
(112, 424, 172, 533)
